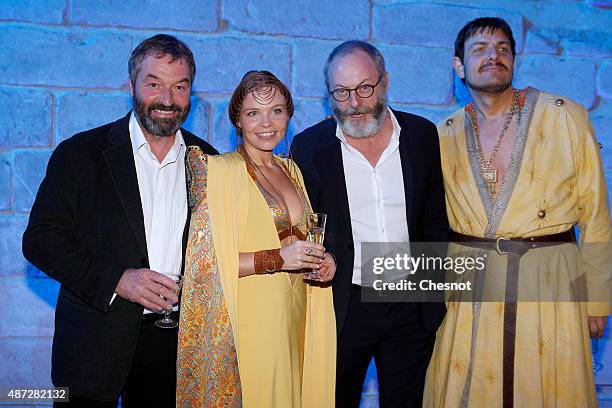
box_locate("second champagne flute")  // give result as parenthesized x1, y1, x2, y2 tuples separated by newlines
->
(155, 272, 183, 329)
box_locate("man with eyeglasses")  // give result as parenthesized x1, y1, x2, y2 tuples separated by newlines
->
(291, 40, 448, 407)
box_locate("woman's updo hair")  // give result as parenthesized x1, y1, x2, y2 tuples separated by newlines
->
(228, 70, 294, 136)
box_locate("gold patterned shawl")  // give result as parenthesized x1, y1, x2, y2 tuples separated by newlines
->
(176, 150, 242, 407)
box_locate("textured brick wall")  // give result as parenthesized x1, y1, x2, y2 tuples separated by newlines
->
(1, 0, 610, 403)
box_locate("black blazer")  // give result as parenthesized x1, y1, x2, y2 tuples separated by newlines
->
(22, 112, 218, 400)
(291, 109, 448, 336)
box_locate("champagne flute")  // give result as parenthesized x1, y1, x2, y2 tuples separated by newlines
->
(155, 272, 183, 329)
(304, 212, 327, 281)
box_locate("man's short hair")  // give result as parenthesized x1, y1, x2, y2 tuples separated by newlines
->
(128, 34, 196, 86)
(323, 40, 386, 90)
(454, 17, 516, 63)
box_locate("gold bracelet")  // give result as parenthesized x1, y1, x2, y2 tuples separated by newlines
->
(254, 249, 284, 274)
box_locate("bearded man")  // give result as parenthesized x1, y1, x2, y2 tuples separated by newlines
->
(23, 34, 217, 407)
(291, 40, 449, 408)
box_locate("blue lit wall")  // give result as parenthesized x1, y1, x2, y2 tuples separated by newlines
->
(0, 1, 610, 405)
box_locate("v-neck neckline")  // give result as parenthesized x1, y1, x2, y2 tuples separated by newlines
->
(238, 145, 308, 230)
(464, 87, 540, 238)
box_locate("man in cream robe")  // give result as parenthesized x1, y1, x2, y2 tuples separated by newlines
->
(424, 17, 611, 408)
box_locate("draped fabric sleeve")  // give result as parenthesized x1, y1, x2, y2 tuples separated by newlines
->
(563, 102, 612, 316)
(177, 147, 243, 407)
(283, 157, 338, 408)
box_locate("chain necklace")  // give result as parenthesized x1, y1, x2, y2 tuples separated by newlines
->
(468, 89, 519, 199)
(238, 144, 295, 240)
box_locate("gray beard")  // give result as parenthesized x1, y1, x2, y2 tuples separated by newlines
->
(331, 94, 388, 139)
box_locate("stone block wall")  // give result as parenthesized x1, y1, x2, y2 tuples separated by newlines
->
(0, 0, 610, 404)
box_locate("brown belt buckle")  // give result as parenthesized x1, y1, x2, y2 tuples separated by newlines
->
(496, 236, 510, 255)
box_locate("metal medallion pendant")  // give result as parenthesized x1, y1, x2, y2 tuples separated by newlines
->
(482, 167, 497, 196)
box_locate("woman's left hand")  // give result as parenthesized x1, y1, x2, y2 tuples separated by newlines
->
(312, 252, 336, 283)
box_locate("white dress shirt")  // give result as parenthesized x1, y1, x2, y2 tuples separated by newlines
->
(129, 113, 187, 312)
(337, 108, 410, 285)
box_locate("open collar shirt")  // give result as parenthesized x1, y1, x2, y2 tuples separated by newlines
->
(336, 108, 410, 285)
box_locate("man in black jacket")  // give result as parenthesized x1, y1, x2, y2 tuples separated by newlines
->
(22, 34, 217, 407)
(291, 40, 448, 407)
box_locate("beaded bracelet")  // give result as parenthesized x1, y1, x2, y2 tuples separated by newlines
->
(254, 249, 284, 274)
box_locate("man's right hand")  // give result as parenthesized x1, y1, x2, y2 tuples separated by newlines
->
(115, 268, 179, 312)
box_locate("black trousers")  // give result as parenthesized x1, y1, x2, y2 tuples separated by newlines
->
(55, 311, 179, 408)
(336, 286, 436, 408)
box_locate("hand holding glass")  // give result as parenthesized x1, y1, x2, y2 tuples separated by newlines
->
(304, 213, 327, 280)
(155, 273, 183, 329)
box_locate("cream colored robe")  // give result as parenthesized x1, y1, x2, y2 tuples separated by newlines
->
(424, 88, 612, 407)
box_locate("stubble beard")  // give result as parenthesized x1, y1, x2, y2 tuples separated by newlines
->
(466, 79, 512, 94)
(466, 62, 513, 94)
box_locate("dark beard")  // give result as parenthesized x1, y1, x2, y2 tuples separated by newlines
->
(133, 94, 189, 137)
(466, 79, 512, 94)
(466, 63, 513, 94)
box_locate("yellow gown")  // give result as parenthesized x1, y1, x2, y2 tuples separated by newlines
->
(177, 148, 336, 407)
(424, 88, 612, 407)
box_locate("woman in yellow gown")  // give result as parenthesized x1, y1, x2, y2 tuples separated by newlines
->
(176, 71, 337, 407)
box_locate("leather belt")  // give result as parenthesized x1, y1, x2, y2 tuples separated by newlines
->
(449, 228, 575, 408)
(450, 228, 576, 254)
